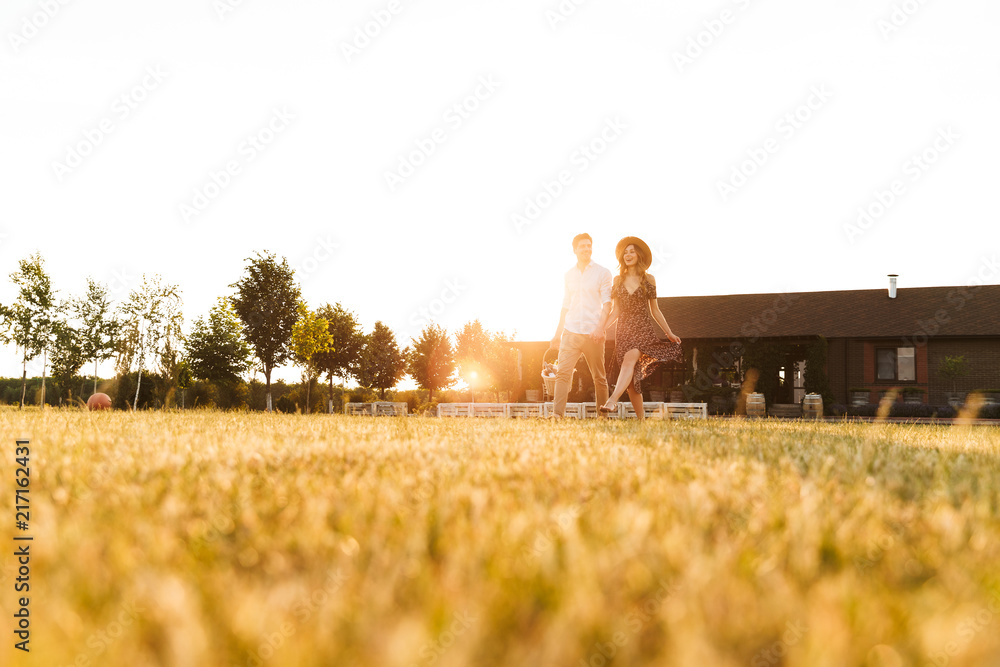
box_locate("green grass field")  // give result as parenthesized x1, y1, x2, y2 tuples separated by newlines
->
(2, 409, 999, 666)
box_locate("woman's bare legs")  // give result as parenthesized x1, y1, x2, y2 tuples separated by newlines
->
(602, 349, 640, 411)
(626, 384, 644, 420)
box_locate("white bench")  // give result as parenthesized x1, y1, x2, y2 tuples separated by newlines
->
(438, 403, 473, 417)
(470, 403, 509, 418)
(508, 403, 546, 418)
(430, 402, 707, 419)
(345, 402, 408, 416)
(663, 402, 708, 419)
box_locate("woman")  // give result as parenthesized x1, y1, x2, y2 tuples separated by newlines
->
(600, 237, 682, 419)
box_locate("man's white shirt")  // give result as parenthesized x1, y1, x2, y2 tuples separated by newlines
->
(561, 261, 613, 335)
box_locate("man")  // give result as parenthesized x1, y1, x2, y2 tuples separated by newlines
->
(549, 233, 612, 418)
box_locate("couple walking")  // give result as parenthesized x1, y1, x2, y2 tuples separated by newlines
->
(549, 233, 682, 419)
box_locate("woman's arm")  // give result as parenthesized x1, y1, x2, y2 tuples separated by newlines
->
(645, 276, 681, 343)
(603, 277, 621, 331)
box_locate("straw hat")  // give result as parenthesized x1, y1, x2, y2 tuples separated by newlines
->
(615, 236, 652, 270)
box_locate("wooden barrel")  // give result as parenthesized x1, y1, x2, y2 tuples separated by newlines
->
(803, 393, 823, 419)
(746, 392, 765, 418)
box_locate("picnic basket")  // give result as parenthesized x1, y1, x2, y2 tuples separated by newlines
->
(541, 348, 575, 399)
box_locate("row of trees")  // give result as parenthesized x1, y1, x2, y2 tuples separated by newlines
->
(0, 251, 519, 411)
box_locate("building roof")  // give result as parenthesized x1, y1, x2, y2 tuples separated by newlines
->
(655, 284, 1000, 340)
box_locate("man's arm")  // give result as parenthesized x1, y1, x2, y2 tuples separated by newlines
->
(591, 301, 612, 341)
(551, 308, 568, 348)
(590, 269, 614, 340)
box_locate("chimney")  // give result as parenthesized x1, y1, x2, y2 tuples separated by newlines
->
(888, 274, 898, 299)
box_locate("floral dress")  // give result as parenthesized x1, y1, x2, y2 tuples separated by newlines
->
(612, 275, 683, 394)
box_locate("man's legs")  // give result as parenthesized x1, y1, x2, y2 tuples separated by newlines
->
(553, 333, 584, 417)
(580, 337, 609, 410)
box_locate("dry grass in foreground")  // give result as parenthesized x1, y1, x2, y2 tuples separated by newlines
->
(1, 409, 1000, 666)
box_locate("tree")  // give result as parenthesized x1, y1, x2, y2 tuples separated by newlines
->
(290, 302, 333, 413)
(488, 330, 520, 402)
(49, 317, 85, 404)
(116, 275, 184, 410)
(358, 321, 407, 400)
(407, 323, 457, 402)
(176, 360, 192, 409)
(312, 303, 364, 411)
(229, 252, 301, 412)
(455, 320, 519, 401)
(456, 320, 494, 399)
(0, 253, 57, 409)
(185, 298, 252, 386)
(939, 355, 969, 395)
(75, 278, 119, 395)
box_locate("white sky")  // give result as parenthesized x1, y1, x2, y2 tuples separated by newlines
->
(2, 0, 998, 385)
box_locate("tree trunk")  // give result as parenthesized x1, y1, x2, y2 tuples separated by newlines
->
(305, 378, 311, 414)
(265, 367, 272, 412)
(41, 348, 47, 408)
(134, 367, 142, 411)
(94, 358, 98, 395)
(19, 357, 27, 410)
(329, 374, 334, 414)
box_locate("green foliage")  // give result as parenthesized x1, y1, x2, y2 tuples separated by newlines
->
(185, 298, 252, 386)
(115, 275, 184, 411)
(406, 323, 457, 402)
(229, 251, 301, 410)
(1, 252, 57, 408)
(50, 318, 85, 402)
(290, 304, 332, 373)
(455, 320, 520, 400)
(938, 355, 969, 391)
(290, 303, 333, 413)
(312, 303, 365, 389)
(358, 321, 407, 400)
(75, 278, 119, 393)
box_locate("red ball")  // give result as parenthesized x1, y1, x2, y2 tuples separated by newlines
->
(87, 393, 112, 411)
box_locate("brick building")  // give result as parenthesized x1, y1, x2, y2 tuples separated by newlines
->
(512, 280, 1000, 407)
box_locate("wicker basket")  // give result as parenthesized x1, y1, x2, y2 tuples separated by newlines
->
(541, 348, 574, 399)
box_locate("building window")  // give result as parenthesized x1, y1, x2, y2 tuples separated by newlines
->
(876, 346, 915, 382)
